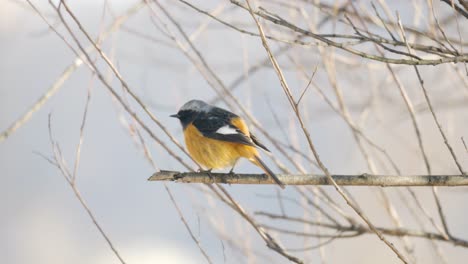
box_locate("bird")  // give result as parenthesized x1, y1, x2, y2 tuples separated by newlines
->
(171, 99, 285, 189)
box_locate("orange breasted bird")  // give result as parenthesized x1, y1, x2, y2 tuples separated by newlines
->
(171, 100, 285, 189)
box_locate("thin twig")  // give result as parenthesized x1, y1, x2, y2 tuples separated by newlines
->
(45, 115, 126, 264)
(164, 185, 214, 264)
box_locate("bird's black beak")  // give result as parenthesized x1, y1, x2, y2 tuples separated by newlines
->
(170, 114, 179, 118)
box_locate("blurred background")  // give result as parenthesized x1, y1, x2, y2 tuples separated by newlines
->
(1, 0, 468, 263)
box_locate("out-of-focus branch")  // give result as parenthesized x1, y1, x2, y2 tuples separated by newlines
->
(2, 1, 146, 144)
(0, 60, 80, 143)
(149, 171, 468, 186)
(440, 0, 468, 19)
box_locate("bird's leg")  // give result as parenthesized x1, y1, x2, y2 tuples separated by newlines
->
(228, 161, 237, 175)
(228, 159, 239, 179)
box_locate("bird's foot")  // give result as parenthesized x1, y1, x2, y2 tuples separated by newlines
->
(198, 168, 214, 183)
(228, 168, 240, 179)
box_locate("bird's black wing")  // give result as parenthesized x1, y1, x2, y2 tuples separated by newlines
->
(192, 107, 255, 147)
(250, 133, 270, 152)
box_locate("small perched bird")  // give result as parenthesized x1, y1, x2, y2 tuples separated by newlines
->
(171, 99, 285, 189)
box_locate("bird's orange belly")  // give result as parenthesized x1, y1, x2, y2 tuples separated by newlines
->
(184, 124, 258, 169)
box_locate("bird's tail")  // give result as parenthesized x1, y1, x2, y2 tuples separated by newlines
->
(252, 156, 285, 189)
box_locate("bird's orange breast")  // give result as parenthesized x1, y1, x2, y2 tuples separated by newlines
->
(184, 123, 258, 169)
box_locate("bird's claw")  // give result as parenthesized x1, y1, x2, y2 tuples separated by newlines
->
(199, 168, 214, 183)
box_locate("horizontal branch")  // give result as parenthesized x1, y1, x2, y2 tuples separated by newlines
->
(149, 171, 468, 187)
(257, 212, 468, 248)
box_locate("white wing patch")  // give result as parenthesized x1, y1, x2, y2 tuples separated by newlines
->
(216, 125, 239, 135)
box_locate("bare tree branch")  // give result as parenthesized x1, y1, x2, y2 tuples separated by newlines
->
(440, 0, 468, 19)
(149, 171, 468, 186)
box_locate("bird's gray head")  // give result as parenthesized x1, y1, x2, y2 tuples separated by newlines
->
(170, 100, 212, 129)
